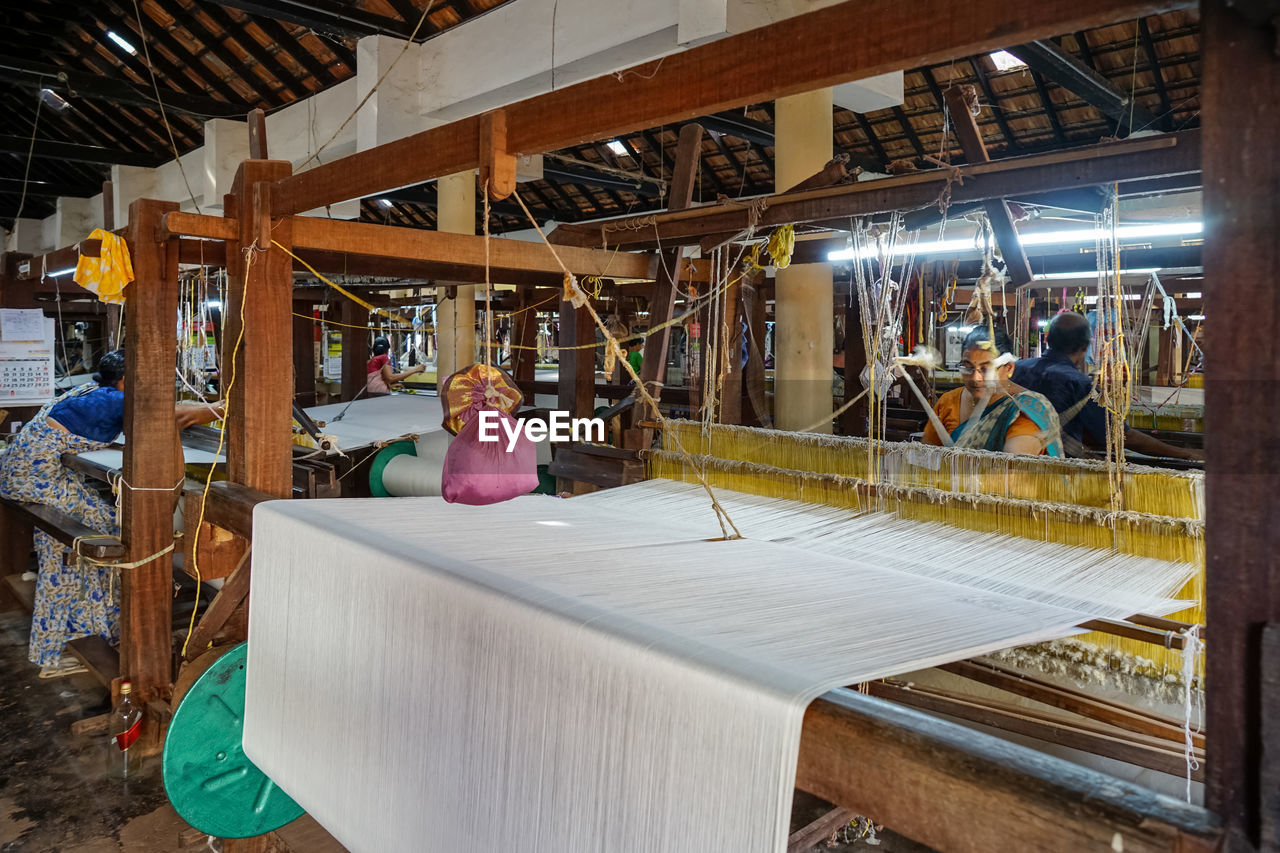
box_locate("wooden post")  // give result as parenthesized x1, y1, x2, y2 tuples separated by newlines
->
(247, 108, 269, 160)
(840, 296, 869, 436)
(634, 123, 703, 430)
(98, 182, 122, 351)
(510, 288, 539, 392)
(943, 85, 1033, 287)
(719, 269, 743, 425)
(556, 299, 596, 493)
(742, 277, 770, 427)
(292, 300, 317, 407)
(1202, 3, 1280, 848)
(339, 300, 370, 402)
(223, 160, 295, 497)
(121, 199, 180, 703)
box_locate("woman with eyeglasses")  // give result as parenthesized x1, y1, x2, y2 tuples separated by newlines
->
(921, 326, 1062, 456)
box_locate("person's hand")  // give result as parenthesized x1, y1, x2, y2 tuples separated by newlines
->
(416, 364, 426, 375)
(1182, 447, 1204, 462)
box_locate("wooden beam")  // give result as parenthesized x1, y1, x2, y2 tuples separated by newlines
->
(289, 217, 653, 282)
(162, 211, 239, 241)
(184, 551, 252, 662)
(1201, 2, 1280, 847)
(271, 0, 1191, 215)
(553, 131, 1199, 249)
(223, 161, 295, 498)
(797, 689, 1220, 853)
(122, 199, 180, 703)
(943, 85, 1033, 286)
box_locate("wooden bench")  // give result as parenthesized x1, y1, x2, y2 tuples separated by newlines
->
(0, 496, 125, 575)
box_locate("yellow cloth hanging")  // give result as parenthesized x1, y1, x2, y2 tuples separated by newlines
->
(74, 230, 134, 305)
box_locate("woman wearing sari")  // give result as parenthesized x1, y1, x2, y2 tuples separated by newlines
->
(922, 327, 1062, 456)
(0, 350, 223, 676)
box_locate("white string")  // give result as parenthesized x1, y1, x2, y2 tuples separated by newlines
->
(1179, 623, 1203, 802)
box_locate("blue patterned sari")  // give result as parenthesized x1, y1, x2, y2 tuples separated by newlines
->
(0, 384, 120, 666)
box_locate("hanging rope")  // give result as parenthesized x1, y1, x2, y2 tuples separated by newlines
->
(509, 188, 742, 540)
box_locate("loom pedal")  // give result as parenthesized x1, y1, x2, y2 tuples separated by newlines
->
(162, 642, 303, 839)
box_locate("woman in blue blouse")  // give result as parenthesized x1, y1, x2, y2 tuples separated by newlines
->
(0, 350, 221, 676)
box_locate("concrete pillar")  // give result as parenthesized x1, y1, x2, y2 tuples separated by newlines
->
(773, 88, 834, 433)
(435, 171, 476, 381)
(204, 118, 251, 214)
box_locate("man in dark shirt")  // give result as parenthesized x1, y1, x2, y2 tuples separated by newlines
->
(1012, 312, 1201, 461)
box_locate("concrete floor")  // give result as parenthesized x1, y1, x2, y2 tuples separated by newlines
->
(0, 609, 195, 852)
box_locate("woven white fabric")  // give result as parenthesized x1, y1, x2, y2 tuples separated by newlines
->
(243, 491, 1193, 852)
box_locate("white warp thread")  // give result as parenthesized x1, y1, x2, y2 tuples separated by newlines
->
(578, 481, 1197, 620)
(243, 490, 1195, 853)
(302, 394, 444, 453)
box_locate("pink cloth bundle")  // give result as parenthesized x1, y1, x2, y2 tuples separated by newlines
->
(439, 365, 538, 505)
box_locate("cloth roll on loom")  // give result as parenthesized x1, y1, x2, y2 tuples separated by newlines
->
(371, 431, 453, 497)
(243, 484, 1196, 852)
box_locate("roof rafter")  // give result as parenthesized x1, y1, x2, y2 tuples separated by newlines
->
(1005, 39, 1160, 135)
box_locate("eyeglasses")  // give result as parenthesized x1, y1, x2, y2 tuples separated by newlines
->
(958, 363, 999, 376)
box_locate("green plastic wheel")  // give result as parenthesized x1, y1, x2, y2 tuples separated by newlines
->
(367, 439, 418, 497)
(162, 643, 303, 838)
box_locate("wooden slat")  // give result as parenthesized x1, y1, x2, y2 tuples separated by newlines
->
(161, 211, 238, 241)
(0, 500, 125, 560)
(553, 132, 1199, 249)
(65, 636, 121, 689)
(272, 0, 1190, 215)
(1077, 617, 1189, 650)
(1202, 3, 1279, 846)
(787, 806, 857, 853)
(288, 217, 653, 281)
(866, 681, 1202, 781)
(941, 659, 1202, 749)
(796, 689, 1220, 853)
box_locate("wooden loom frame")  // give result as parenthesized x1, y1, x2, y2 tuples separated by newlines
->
(2, 0, 1274, 847)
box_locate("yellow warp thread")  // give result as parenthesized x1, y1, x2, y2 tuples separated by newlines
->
(651, 423, 1207, 678)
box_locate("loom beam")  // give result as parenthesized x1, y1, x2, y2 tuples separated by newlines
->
(797, 689, 1220, 853)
